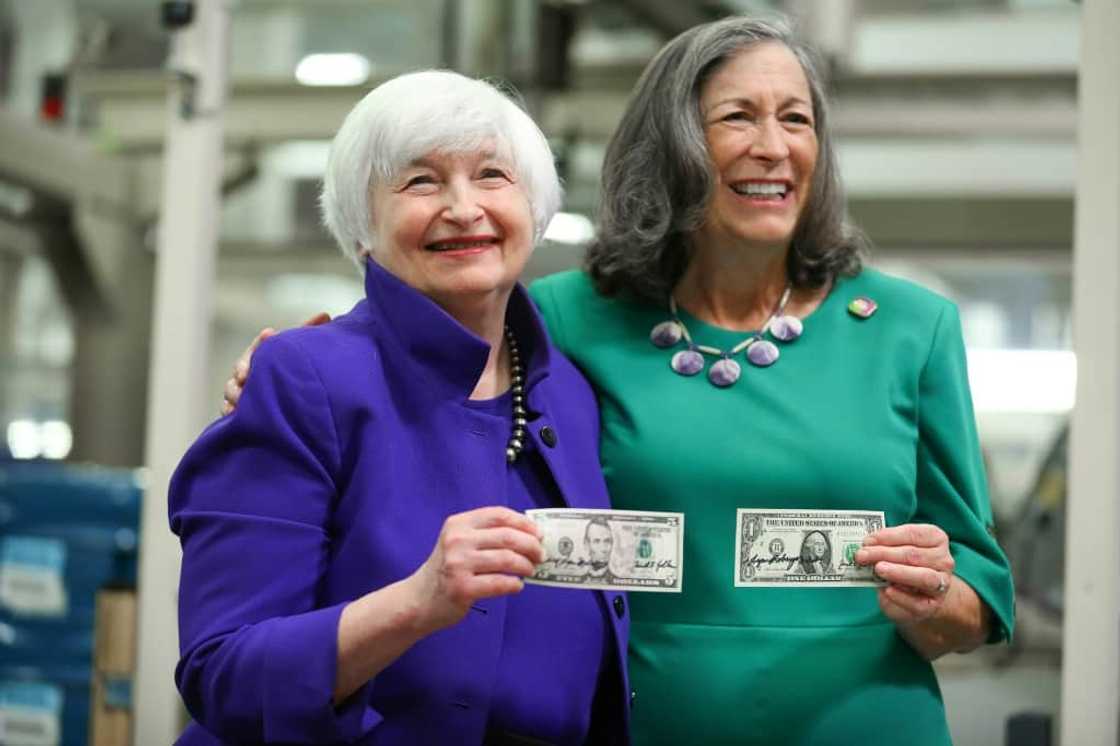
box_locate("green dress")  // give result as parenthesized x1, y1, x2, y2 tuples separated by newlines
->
(529, 268, 1014, 746)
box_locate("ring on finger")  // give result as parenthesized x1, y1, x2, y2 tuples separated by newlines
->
(935, 574, 949, 595)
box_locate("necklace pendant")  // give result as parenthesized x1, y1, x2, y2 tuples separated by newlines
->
(663, 283, 794, 386)
(671, 347, 705, 376)
(747, 339, 780, 367)
(769, 315, 803, 342)
(708, 357, 741, 387)
(650, 320, 683, 348)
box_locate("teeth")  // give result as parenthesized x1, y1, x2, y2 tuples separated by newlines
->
(428, 239, 494, 251)
(732, 183, 787, 197)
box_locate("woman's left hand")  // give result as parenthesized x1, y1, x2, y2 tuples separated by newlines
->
(856, 523, 955, 624)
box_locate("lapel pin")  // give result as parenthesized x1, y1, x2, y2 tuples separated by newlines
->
(847, 296, 878, 319)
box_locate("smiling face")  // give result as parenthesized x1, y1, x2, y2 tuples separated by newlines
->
(368, 145, 534, 309)
(693, 42, 819, 255)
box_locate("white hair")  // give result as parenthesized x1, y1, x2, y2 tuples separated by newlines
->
(321, 70, 563, 268)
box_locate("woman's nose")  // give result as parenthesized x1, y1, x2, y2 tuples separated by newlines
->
(442, 183, 485, 226)
(748, 118, 790, 162)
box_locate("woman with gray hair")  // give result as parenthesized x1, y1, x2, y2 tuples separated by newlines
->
(172, 70, 630, 745)
(530, 17, 1013, 744)
(226, 16, 1013, 745)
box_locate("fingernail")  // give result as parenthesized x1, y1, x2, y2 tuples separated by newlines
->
(855, 549, 868, 563)
(863, 536, 877, 546)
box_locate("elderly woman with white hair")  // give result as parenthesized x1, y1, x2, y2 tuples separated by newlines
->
(168, 71, 630, 745)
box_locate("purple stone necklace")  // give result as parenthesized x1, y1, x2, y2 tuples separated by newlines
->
(649, 284, 803, 388)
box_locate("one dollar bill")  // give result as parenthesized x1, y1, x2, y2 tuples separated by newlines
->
(526, 508, 684, 593)
(734, 509, 886, 587)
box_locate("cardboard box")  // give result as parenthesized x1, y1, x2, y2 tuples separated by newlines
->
(88, 587, 136, 746)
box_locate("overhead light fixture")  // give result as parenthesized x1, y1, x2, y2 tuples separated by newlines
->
(295, 53, 371, 87)
(5, 419, 73, 460)
(544, 212, 594, 245)
(39, 421, 73, 460)
(6, 419, 40, 459)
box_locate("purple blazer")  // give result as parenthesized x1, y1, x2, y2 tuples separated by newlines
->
(170, 260, 631, 745)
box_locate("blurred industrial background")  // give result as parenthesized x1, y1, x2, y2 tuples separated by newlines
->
(0, 0, 1115, 744)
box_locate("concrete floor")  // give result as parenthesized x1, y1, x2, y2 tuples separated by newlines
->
(936, 648, 1061, 746)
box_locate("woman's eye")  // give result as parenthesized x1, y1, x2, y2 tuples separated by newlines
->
(784, 113, 813, 126)
(405, 175, 435, 188)
(479, 168, 509, 180)
(722, 111, 750, 123)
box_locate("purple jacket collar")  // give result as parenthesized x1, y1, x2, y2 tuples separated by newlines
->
(362, 257, 553, 400)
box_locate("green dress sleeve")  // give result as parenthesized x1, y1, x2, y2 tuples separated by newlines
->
(528, 278, 571, 354)
(914, 302, 1015, 642)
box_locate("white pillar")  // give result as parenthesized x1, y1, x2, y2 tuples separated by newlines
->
(1062, 0, 1120, 743)
(133, 1, 231, 743)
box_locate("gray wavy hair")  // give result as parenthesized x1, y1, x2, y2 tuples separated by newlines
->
(585, 16, 866, 303)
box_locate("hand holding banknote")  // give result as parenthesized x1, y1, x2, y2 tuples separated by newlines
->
(856, 523, 955, 623)
(408, 507, 545, 631)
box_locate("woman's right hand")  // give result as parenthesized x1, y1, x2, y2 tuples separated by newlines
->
(335, 507, 544, 703)
(221, 312, 331, 415)
(408, 507, 545, 633)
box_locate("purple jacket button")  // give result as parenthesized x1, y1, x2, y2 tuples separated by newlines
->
(613, 595, 625, 618)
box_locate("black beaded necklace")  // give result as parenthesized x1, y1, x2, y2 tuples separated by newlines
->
(504, 325, 528, 464)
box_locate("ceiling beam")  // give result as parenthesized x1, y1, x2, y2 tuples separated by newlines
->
(0, 109, 135, 215)
(612, 0, 713, 37)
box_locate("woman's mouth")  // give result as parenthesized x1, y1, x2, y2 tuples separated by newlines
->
(424, 236, 500, 253)
(729, 181, 791, 202)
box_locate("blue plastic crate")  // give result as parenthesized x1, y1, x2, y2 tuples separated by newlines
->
(0, 462, 142, 527)
(0, 617, 94, 666)
(0, 464, 143, 746)
(0, 663, 91, 746)
(0, 464, 141, 624)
